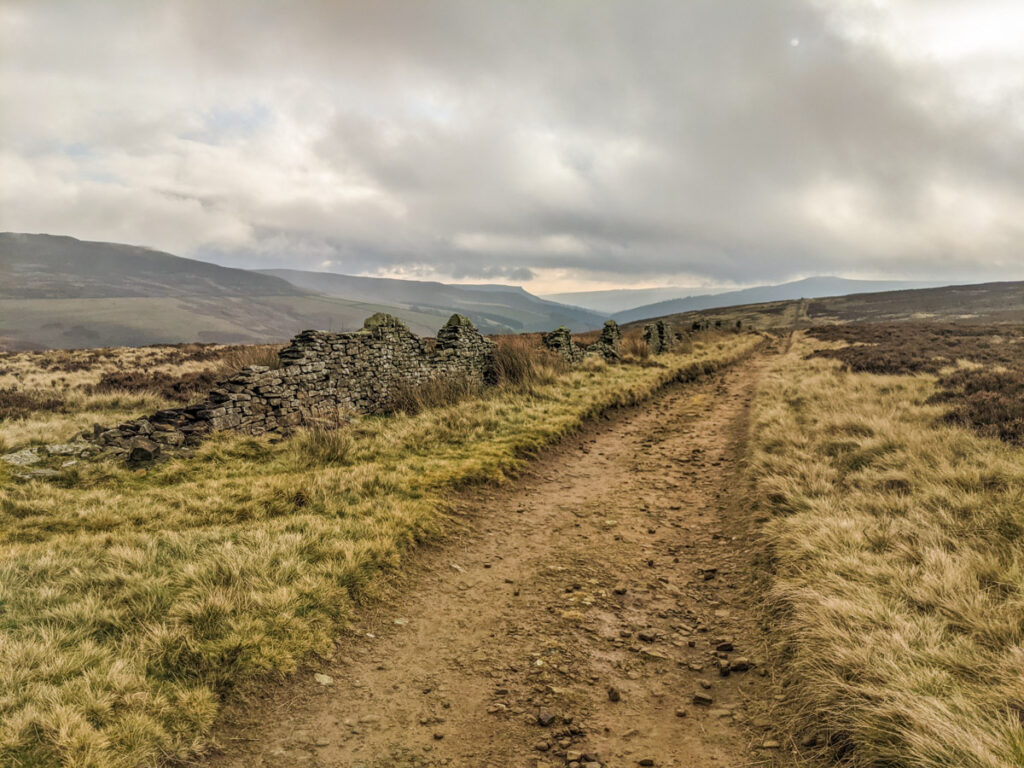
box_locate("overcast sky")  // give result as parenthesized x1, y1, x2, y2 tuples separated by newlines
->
(1, 1, 1022, 293)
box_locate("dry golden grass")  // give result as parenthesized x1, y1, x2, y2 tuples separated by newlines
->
(390, 375, 483, 415)
(0, 333, 762, 768)
(751, 332, 1024, 767)
(491, 334, 567, 388)
(621, 328, 650, 360)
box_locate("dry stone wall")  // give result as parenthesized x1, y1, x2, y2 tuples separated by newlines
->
(92, 313, 495, 459)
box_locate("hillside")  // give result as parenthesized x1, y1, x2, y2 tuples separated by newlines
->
(0, 233, 303, 299)
(263, 268, 605, 334)
(611, 276, 944, 325)
(539, 286, 695, 314)
(620, 279, 1024, 332)
(0, 235, 605, 350)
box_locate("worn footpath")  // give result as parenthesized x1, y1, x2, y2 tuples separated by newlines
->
(205, 357, 787, 768)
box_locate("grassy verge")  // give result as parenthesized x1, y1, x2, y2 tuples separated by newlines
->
(750, 332, 1024, 768)
(0, 333, 761, 768)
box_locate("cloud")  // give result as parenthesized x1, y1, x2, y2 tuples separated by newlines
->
(1, 0, 1021, 292)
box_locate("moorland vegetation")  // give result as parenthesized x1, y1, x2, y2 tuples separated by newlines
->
(751, 326, 1024, 768)
(0, 328, 760, 768)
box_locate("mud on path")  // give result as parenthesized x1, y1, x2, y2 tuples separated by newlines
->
(206, 357, 784, 768)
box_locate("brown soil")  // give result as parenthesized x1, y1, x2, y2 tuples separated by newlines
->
(204, 358, 785, 768)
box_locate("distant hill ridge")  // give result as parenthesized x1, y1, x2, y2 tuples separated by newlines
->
(3, 232, 1013, 351)
(0, 233, 303, 299)
(0, 233, 605, 349)
(616, 279, 1024, 332)
(611, 276, 946, 324)
(262, 268, 604, 335)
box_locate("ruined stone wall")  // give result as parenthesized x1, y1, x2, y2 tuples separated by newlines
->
(542, 327, 586, 365)
(587, 320, 622, 362)
(543, 320, 622, 365)
(94, 313, 495, 458)
(643, 320, 671, 355)
(643, 319, 691, 355)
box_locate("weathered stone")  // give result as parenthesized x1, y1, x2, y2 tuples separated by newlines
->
(99, 429, 126, 445)
(128, 438, 161, 463)
(2, 448, 42, 466)
(150, 430, 185, 447)
(44, 442, 94, 457)
(16, 468, 60, 480)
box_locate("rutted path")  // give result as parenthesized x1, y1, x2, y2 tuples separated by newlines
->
(207, 356, 783, 768)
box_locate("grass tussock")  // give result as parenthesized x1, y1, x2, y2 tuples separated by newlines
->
(751, 332, 1024, 768)
(0, 333, 764, 768)
(290, 427, 355, 466)
(491, 335, 567, 388)
(218, 344, 283, 372)
(621, 329, 650, 360)
(389, 375, 483, 415)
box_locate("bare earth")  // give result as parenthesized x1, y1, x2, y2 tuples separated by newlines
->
(206, 358, 786, 768)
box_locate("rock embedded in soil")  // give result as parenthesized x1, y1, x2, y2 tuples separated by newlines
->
(693, 692, 714, 706)
(1, 448, 42, 466)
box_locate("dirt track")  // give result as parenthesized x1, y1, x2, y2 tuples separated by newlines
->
(207, 357, 783, 768)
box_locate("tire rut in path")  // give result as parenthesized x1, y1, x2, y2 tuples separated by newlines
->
(207, 357, 781, 768)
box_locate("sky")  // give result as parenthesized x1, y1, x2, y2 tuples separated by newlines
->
(1, 0, 1022, 295)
